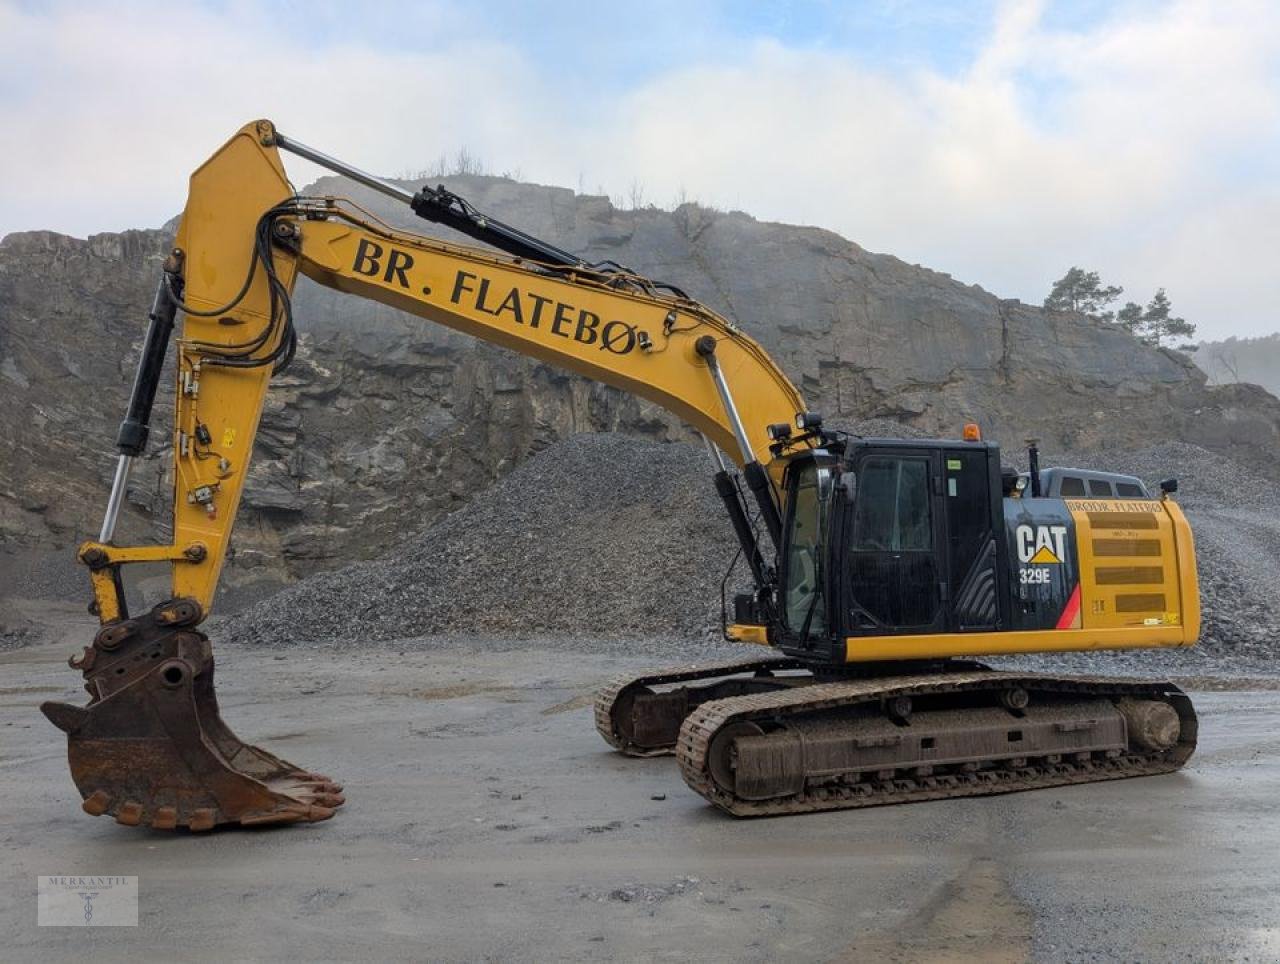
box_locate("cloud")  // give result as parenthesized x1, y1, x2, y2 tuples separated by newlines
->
(1, 0, 1277, 339)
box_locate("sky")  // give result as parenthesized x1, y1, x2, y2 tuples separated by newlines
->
(1, 0, 1277, 340)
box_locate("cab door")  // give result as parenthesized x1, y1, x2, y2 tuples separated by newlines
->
(843, 449, 947, 635)
(941, 447, 1002, 631)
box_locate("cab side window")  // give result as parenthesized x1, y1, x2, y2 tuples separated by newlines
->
(852, 458, 932, 552)
(1059, 476, 1086, 496)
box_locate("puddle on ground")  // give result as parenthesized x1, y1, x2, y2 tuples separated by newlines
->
(409, 682, 517, 702)
(541, 693, 595, 716)
(834, 857, 1033, 964)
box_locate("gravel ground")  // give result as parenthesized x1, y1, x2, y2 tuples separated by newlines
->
(7, 636, 1280, 962)
(223, 432, 1279, 670)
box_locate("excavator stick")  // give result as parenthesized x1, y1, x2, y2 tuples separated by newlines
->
(41, 598, 344, 830)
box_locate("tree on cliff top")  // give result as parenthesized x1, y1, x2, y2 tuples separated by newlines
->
(1117, 289, 1197, 348)
(1043, 267, 1123, 321)
(1046, 270, 1197, 350)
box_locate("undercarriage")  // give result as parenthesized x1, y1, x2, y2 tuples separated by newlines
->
(595, 657, 1196, 816)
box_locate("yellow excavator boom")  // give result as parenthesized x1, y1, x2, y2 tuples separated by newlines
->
(80, 120, 808, 620)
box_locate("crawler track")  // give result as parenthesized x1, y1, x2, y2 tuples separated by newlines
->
(594, 656, 805, 756)
(675, 671, 1197, 816)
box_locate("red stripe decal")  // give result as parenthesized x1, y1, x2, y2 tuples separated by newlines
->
(1055, 583, 1082, 630)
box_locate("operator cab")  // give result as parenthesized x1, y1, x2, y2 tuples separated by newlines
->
(776, 438, 1009, 662)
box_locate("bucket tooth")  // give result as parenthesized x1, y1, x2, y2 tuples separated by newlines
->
(115, 802, 143, 826)
(300, 787, 345, 808)
(151, 806, 178, 830)
(239, 803, 334, 827)
(81, 790, 111, 816)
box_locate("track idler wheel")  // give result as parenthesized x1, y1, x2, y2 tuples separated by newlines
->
(1117, 698, 1181, 752)
(41, 598, 344, 831)
(707, 720, 785, 800)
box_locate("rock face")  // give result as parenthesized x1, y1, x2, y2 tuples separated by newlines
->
(0, 229, 173, 550)
(2, 173, 1278, 600)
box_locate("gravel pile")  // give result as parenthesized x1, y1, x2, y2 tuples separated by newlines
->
(0, 547, 87, 602)
(223, 434, 741, 649)
(1039, 440, 1280, 513)
(0, 624, 40, 652)
(0, 548, 87, 650)
(225, 432, 1279, 666)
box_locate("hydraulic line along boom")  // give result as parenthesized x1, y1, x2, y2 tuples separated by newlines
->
(273, 131, 587, 270)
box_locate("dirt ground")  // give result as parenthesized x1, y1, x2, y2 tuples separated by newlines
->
(3, 612, 1280, 962)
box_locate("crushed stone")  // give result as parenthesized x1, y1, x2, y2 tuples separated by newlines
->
(223, 434, 740, 654)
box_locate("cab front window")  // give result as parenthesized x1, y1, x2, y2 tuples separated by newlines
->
(783, 463, 832, 636)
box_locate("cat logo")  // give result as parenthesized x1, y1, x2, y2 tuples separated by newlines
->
(1016, 524, 1067, 564)
(1027, 545, 1061, 564)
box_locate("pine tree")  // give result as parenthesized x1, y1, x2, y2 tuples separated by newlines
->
(1140, 289, 1196, 347)
(1116, 301, 1144, 335)
(1043, 268, 1123, 321)
(1112, 289, 1198, 348)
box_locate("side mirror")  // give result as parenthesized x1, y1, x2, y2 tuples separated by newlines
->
(1159, 478, 1178, 495)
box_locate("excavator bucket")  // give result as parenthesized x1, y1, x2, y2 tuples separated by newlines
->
(41, 599, 343, 830)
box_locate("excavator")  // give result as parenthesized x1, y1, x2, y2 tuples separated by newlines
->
(41, 121, 1199, 830)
